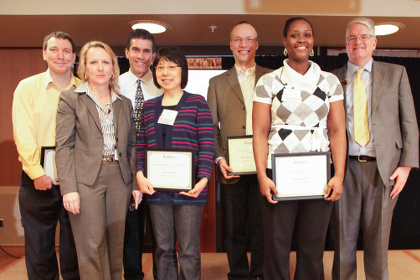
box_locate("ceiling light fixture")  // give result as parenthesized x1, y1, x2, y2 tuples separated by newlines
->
(374, 23, 404, 36)
(209, 26, 217, 32)
(130, 20, 171, 34)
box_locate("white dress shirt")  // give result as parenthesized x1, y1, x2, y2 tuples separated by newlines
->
(119, 69, 163, 105)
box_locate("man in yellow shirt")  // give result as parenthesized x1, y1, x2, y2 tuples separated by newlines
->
(12, 31, 82, 280)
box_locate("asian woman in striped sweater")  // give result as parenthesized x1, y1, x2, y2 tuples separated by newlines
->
(135, 46, 214, 280)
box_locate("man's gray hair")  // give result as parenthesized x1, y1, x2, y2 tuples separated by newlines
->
(346, 17, 376, 39)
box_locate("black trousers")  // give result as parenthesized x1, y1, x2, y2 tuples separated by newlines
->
(123, 200, 157, 280)
(221, 174, 264, 280)
(18, 171, 79, 280)
(261, 169, 332, 280)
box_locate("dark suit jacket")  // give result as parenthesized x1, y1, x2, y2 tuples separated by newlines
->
(333, 60, 419, 186)
(55, 86, 137, 195)
(207, 65, 272, 184)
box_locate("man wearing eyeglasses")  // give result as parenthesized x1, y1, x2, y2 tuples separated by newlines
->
(331, 17, 419, 280)
(207, 21, 271, 280)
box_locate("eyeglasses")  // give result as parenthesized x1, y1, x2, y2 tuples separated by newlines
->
(346, 34, 374, 42)
(155, 65, 180, 72)
(231, 37, 256, 45)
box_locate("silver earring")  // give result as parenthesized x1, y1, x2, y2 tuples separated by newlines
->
(283, 48, 288, 56)
(310, 49, 314, 57)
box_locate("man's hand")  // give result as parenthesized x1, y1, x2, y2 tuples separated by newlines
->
(34, 175, 58, 191)
(389, 166, 412, 199)
(217, 158, 240, 180)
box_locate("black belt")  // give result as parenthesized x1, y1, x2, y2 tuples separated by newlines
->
(349, 155, 376, 162)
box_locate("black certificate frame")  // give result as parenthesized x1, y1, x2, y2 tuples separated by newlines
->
(40, 146, 57, 181)
(271, 151, 331, 201)
(226, 135, 256, 175)
(145, 148, 195, 192)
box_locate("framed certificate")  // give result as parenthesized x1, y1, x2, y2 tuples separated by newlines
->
(271, 152, 331, 201)
(226, 136, 256, 175)
(145, 148, 195, 192)
(40, 146, 58, 181)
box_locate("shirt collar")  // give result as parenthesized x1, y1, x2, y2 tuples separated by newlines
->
(127, 68, 152, 86)
(44, 69, 79, 90)
(44, 70, 54, 88)
(76, 81, 121, 100)
(347, 58, 373, 76)
(235, 64, 256, 82)
(282, 59, 320, 90)
(142, 70, 153, 86)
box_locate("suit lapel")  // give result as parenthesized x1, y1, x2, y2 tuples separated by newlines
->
(334, 65, 349, 129)
(225, 65, 270, 105)
(372, 61, 385, 112)
(225, 68, 245, 104)
(80, 93, 102, 133)
(255, 65, 269, 83)
(334, 65, 351, 160)
(335, 66, 347, 84)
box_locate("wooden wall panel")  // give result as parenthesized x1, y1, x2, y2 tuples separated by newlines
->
(0, 49, 46, 186)
(200, 166, 217, 252)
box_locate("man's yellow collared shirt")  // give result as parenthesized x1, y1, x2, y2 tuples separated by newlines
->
(12, 70, 81, 180)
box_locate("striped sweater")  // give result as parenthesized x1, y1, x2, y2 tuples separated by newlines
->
(136, 91, 215, 205)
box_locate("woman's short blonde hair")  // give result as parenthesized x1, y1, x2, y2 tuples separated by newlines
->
(77, 41, 120, 94)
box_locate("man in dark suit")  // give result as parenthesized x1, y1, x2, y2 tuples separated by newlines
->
(207, 21, 271, 280)
(332, 17, 419, 280)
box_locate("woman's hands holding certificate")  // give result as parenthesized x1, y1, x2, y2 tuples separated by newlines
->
(324, 175, 343, 201)
(180, 177, 209, 198)
(136, 171, 156, 195)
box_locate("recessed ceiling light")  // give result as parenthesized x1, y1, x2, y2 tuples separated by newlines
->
(374, 23, 404, 36)
(130, 20, 171, 34)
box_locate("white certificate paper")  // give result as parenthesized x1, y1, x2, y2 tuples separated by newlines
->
(272, 152, 330, 201)
(146, 149, 194, 192)
(226, 136, 256, 175)
(41, 147, 58, 182)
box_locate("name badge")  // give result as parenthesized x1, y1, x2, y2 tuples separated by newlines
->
(158, 109, 178, 126)
(282, 88, 301, 103)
